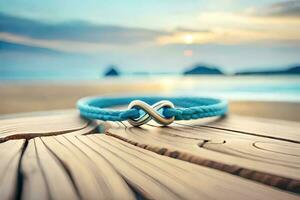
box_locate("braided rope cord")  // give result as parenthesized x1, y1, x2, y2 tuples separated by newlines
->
(77, 96, 228, 122)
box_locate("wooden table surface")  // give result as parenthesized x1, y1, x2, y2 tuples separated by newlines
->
(0, 110, 300, 200)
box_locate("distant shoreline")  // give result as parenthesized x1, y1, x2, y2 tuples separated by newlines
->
(1, 74, 300, 81)
(182, 65, 300, 76)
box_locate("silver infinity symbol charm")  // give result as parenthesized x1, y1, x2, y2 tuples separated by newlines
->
(127, 100, 175, 127)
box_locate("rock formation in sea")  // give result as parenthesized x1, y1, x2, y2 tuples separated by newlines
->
(235, 65, 300, 75)
(183, 64, 224, 75)
(104, 65, 120, 77)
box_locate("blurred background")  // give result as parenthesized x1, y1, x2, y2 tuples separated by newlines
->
(0, 0, 299, 120)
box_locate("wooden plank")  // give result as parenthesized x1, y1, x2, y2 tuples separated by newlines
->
(64, 121, 100, 136)
(204, 138, 300, 168)
(40, 135, 135, 200)
(78, 135, 186, 200)
(63, 136, 136, 200)
(20, 139, 48, 200)
(32, 137, 79, 200)
(0, 112, 100, 142)
(77, 134, 299, 199)
(189, 115, 300, 143)
(164, 122, 300, 168)
(106, 121, 300, 193)
(254, 141, 300, 157)
(0, 139, 25, 200)
(1, 110, 300, 198)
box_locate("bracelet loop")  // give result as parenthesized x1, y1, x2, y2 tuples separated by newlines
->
(77, 96, 228, 126)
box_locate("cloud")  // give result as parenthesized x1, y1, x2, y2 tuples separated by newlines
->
(0, 40, 63, 55)
(0, 32, 126, 53)
(195, 1, 300, 32)
(174, 27, 211, 33)
(156, 27, 300, 45)
(0, 12, 167, 44)
(246, 0, 300, 18)
(1, 2, 300, 53)
(188, 1, 300, 46)
(157, 0, 300, 46)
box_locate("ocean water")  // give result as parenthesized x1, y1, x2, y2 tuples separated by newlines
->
(164, 76, 300, 102)
(0, 73, 299, 102)
(102, 75, 300, 102)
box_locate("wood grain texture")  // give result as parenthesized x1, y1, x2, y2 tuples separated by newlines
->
(20, 139, 48, 200)
(0, 112, 100, 142)
(106, 119, 300, 193)
(1, 110, 300, 199)
(33, 137, 79, 200)
(40, 135, 135, 200)
(77, 134, 299, 200)
(195, 115, 300, 143)
(0, 139, 25, 200)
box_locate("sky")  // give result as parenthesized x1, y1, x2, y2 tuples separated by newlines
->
(0, 0, 300, 77)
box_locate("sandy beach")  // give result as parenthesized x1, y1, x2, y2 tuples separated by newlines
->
(1, 81, 299, 122)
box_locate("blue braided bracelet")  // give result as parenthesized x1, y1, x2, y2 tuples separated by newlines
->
(77, 96, 228, 126)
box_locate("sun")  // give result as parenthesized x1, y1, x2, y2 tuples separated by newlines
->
(183, 34, 194, 44)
